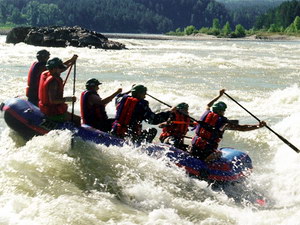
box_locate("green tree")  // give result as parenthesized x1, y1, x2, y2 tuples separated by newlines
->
(37, 3, 63, 26)
(212, 18, 220, 30)
(9, 7, 24, 24)
(293, 16, 300, 31)
(23, 1, 40, 26)
(222, 21, 231, 36)
(234, 24, 246, 37)
(268, 23, 280, 32)
(184, 25, 196, 35)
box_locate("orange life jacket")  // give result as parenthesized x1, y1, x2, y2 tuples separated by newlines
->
(38, 71, 67, 116)
(160, 111, 190, 140)
(112, 96, 140, 137)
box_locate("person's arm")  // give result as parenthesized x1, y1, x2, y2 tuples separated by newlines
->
(62, 54, 78, 72)
(158, 112, 175, 128)
(226, 121, 266, 131)
(101, 88, 122, 105)
(206, 89, 225, 110)
(143, 101, 171, 125)
(89, 88, 122, 106)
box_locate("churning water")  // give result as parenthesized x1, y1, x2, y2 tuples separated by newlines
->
(1, 35, 300, 224)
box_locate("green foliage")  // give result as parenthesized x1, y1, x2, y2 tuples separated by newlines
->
(198, 27, 210, 33)
(212, 18, 220, 30)
(255, 0, 300, 31)
(293, 16, 300, 31)
(268, 23, 281, 32)
(222, 21, 231, 36)
(165, 28, 184, 36)
(234, 24, 246, 37)
(0, 0, 231, 34)
(184, 25, 196, 35)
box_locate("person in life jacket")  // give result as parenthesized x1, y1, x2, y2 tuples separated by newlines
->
(191, 89, 266, 163)
(26, 50, 50, 106)
(38, 56, 81, 125)
(159, 102, 195, 150)
(111, 84, 171, 144)
(80, 78, 122, 132)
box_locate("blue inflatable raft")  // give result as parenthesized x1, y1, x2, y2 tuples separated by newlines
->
(0, 98, 253, 183)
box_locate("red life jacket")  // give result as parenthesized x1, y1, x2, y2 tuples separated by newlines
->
(80, 90, 108, 126)
(112, 96, 140, 137)
(192, 111, 224, 150)
(26, 62, 38, 98)
(26, 62, 47, 102)
(160, 111, 190, 140)
(38, 71, 67, 116)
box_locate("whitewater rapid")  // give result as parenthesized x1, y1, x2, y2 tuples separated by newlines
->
(1, 35, 300, 224)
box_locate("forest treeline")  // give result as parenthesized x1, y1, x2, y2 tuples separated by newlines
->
(0, 0, 230, 33)
(0, 0, 300, 34)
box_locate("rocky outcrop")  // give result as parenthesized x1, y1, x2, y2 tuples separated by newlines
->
(6, 26, 126, 50)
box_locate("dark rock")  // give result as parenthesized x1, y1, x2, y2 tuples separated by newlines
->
(6, 26, 126, 50)
(6, 26, 32, 44)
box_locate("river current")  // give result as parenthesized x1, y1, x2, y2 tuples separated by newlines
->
(1, 35, 300, 225)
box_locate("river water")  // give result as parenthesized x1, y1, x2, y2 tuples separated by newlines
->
(1, 35, 300, 225)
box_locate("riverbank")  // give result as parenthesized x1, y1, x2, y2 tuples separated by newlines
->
(2, 28, 300, 41)
(104, 32, 300, 41)
(0, 28, 11, 35)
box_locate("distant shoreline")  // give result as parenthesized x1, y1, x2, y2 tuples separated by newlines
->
(0, 28, 11, 35)
(104, 33, 300, 42)
(1, 29, 299, 42)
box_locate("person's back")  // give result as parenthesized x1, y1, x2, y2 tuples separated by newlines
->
(112, 85, 170, 144)
(191, 89, 266, 163)
(159, 103, 192, 150)
(80, 78, 122, 132)
(26, 50, 50, 106)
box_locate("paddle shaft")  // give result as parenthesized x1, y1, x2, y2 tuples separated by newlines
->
(146, 93, 198, 122)
(224, 92, 300, 153)
(71, 62, 76, 122)
(63, 64, 73, 87)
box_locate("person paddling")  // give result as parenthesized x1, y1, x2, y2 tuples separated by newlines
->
(191, 89, 266, 163)
(27, 50, 77, 106)
(111, 84, 171, 144)
(80, 78, 122, 132)
(26, 50, 50, 106)
(159, 102, 195, 150)
(38, 56, 81, 125)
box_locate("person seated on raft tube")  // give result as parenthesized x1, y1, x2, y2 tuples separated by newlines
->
(111, 84, 171, 144)
(80, 78, 122, 132)
(191, 89, 266, 163)
(27, 50, 77, 106)
(26, 49, 50, 106)
(159, 102, 195, 150)
(38, 56, 81, 126)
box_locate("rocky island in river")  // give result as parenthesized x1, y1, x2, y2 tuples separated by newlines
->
(6, 26, 126, 50)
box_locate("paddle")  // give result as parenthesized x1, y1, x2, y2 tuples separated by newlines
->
(224, 92, 300, 153)
(70, 61, 76, 149)
(71, 61, 76, 123)
(63, 64, 73, 87)
(146, 93, 198, 122)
